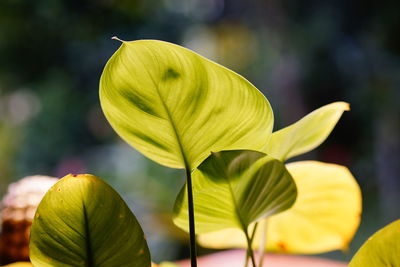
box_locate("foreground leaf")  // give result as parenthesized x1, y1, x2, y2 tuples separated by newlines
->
(100, 40, 273, 169)
(349, 220, 400, 267)
(198, 161, 361, 254)
(173, 150, 297, 233)
(265, 102, 349, 161)
(29, 174, 151, 267)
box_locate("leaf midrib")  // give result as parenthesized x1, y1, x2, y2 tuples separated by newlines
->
(213, 153, 248, 231)
(141, 45, 190, 169)
(82, 203, 94, 267)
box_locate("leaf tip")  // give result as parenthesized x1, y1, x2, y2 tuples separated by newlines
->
(111, 36, 126, 43)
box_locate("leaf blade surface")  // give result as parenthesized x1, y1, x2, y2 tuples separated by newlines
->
(100, 40, 273, 169)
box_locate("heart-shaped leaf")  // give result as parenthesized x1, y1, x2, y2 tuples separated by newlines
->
(197, 161, 361, 254)
(173, 150, 297, 233)
(265, 102, 349, 161)
(100, 40, 273, 169)
(349, 220, 400, 267)
(29, 174, 151, 267)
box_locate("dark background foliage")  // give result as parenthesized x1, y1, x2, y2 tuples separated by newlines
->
(0, 0, 399, 262)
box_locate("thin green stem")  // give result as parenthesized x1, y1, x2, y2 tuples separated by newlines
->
(186, 167, 197, 267)
(244, 222, 259, 267)
(244, 228, 257, 267)
(250, 223, 259, 241)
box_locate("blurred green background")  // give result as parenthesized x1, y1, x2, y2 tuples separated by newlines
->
(0, 0, 399, 262)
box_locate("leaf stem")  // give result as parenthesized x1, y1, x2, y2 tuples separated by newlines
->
(244, 227, 257, 267)
(186, 167, 197, 267)
(244, 222, 258, 267)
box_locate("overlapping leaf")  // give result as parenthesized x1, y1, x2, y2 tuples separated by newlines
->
(100, 40, 273, 169)
(173, 150, 297, 233)
(29, 174, 151, 267)
(349, 220, 400, 267)
(265, 102, 349, 161)
(198, 161, 362, 254)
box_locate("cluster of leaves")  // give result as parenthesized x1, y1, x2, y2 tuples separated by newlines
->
(3, 40, 398, 267)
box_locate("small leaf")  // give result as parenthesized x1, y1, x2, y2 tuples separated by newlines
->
(173, 150, 297, 233)
(349, 220, 400, 267)
(100, 40, 273, 169)
(29, 174, 151, 267)
(265, 102, 349, 161)
(198, 161, 361, 254)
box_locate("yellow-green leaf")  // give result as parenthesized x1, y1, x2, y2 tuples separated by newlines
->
(349, 220, 400, 267)
(100, 40, 273, 169)
(265, 102, 349, 161)
(173, 150, 297, 233)
(29, 174, 151, 267)
(198, 161, 361, 254)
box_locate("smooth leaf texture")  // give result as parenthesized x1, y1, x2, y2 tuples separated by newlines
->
(349, 220, 400, 267)
(100, 40, 273, 169)
(173, 150, 297, 233)
(265, 102, 349, 161)
(29, 174, 151, 267)
(198, 161, 361, 254)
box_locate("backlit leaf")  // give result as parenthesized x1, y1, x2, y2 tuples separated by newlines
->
(265, 102, 349, 161)
(100, 40, 273, 169)
(349, 220, 400, 267)
(173, 150, 297, 233)
(198, 161, 361, 254)
(29, 174, 151, 267)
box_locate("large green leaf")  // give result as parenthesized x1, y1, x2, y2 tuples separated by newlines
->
(29, 174, 151, 267)
(349, 220, 400, 267)
(265, 102, 349, 161)
(100, 39, 273, 169)
(173, 150, 297, 233)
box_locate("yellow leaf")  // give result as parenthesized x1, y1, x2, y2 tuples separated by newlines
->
(198, 161, 362, 254)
